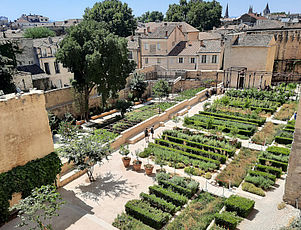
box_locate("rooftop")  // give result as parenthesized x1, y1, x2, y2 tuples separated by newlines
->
(233, 34, 274, 47)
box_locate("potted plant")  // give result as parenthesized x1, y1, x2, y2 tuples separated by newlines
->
(144, 157, 154, 175)
(120, 145, 131, 167)
(133, 150, 142, 171)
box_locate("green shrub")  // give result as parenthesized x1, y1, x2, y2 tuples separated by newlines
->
(0, 152, 62, 223)
(158, 180, 195, 198)
(242, 182, 265, 197)
(149, 185, 188, 206)
(139, 148, 152, 158)
(225, 195, 255, 218)
(258, 158, 288, 171)
(215, 211, 242, 230)
(255, 164, 282, 178)
(140, 192, 176, 214)
(205, 172, 212, 179)
(248, 170, 276, 182)
(184, 167, 205, 176)
(112, 213, 154, 230)
(275, 136, 293, 145)
(244, 175, 274, 190)
(125, 199, 170, 229)
(266, 146, 290, 156)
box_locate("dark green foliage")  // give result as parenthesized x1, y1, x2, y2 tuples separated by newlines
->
(140, 192, 176, 214)
(149, 185, 188, 206)
(84, 0, 137, 37)
(244, 175, 274, 190)
(138, 11, 164, 22)
(255, 164, 282, 178)
(125, 199, 170, 229)
(24, 27, 56, 39)
(248, 170, 276, 182)
(275, 136, 293, 145)
(157, 179, 194, 198)
(0, 152, 62, 223)
(215, 211, 242, 230)
(258, 158, 288, 171)
(113, 213, 154, 230)
(242, 182, 265, 197)
(225, 195, 255, 218)
(115, 99, 132, 117)
(129, 72, 148, 101)
(266, 146, 290, 156)
(153, 80, 170, 100)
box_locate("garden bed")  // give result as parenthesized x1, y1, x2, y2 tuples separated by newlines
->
(251, 122, 284, 145)
(274, 101, 298, 121)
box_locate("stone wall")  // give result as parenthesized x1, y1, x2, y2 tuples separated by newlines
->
(284, 99, 301, 207)
(0, 90, 54, 174)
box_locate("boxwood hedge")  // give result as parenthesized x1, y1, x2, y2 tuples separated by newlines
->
(225, 195, 255, 218)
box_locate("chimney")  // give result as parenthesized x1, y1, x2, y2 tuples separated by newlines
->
(165, 31, 168, 37)
(147, 26, 150, 33)
(179, 24, 183, 31)
(144, 29, 147, 35)
(200, 40, 205, 47)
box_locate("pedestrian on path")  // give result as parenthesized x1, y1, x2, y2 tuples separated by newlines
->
(150, 125, 154, 139)
(145, 128, 149, 143)
(294, 112, 297, 120)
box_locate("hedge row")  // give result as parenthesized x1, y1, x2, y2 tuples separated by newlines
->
(258, 158, 288, 171)
(163, 134, 235, 157)
(140, 192, 177, 215)
(255, 164, 282, 178)
(158, 179, 196, 198)
(196, 113, 258, 126)
(125, 199, 170, 229)
(275, 136, 293, 145)
(151, 142, 221, 166)
(155, 139, 226, 164)
(248, 170, 276, 182)
(266, 146, 290, 156)
(149, 185, 188, 207)
(215, 211, 243, 230)
(199, 111, 265, 126)
(242, 182, 265, 197)
(225, 195, 255, 218)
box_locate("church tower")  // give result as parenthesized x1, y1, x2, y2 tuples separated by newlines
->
(225, 4, 229, 18)
(248, 6, 253, 14)
(263, 3, 271, 16)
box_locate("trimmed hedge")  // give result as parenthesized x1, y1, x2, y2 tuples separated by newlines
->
(149, 185, 188, 207)
(164, 134, 235, 157)
(199, 111, 265, 126)
(125, 199, 170, 229)
(196, 113, 258, 126)
(275, 136, 293, 144)
(150, 142, 220, 166)
(158, 179, 195, 198)
(155, 139, 226, 164)
(0, 152, 62, 223)
(215, 211, 242, 230)
(112, 213, 154, 230)
(140, 192, 176, 215)
(266, 146, 290, 156)
(225, 195, 255, 218)
(242, 182, 265, 197)
(258, 158, 288, 171)
(255, 164, 282, 178)
(248, 170, 276, 182)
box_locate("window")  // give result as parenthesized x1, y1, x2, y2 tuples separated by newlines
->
(157, 58, 161, 64)
(201, 55, 207, 64)
(178, 57, 184, 63)
(44, 63, 50, 75)
(144, 43, 149, 50)
(145, 58, 148, 64)
(157, 43, 161, 50)
(190, 57, 195, 64)
(212, 55, 217, 64)
(54, 62, 60, 74)
(128, 51, 133, 59)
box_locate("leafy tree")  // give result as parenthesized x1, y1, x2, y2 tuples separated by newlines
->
(0, 42, 18, 94)
(10, 185, 65, 230)
(56, 20, 135, 120)
(129, 72, 148, 101)
(153, 80, 170, 113)
(115, 99, 132, 117)
(59, 133, 111, 182)
(24, 27, 56, 39)
(166, 0, 222, 31)
(138, 11, 164, 22)
(84, 0, 137, 37)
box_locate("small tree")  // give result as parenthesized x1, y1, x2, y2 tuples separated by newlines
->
(10, 185, 65, 230)
(129, 72, 148, 102)
(153, 80, 170, 113)
(115, 99, 132, 117)
(172, 116, 181, 128)
(24, 27, 56, 39)
(59, 134, 111, 182)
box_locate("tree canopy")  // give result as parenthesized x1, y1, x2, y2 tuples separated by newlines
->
(56, 20, 135, 120)
(24, 27, 56, 39)
(166, 0, 222, 31)
(138, 11, 164, 23)
(84, 0, 137, 37)
(0, 42, 18, 94)
(129, 72, 148, 101)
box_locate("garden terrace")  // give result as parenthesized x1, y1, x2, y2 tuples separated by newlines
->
(166, 192, 225, 230)
(274, 101, 298, 121)
(113, 173, 199, 230)
(216, 148, 259, 188)
(251, 122, 284, 145)
(174, 87, 205, 102)
(275, 128, 294, 145)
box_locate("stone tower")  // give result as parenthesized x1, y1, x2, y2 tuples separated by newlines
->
(225, 4, 229, 18)
(263, 3, 271, 16)
(248, 6, 253, 14)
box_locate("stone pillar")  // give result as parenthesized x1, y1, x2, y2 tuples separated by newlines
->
(284, 99, 301, 208)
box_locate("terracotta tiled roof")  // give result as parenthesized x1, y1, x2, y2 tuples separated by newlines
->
(127, 36, 139, 49)
(199, 32, 222, 40)
(178, 41, 200, 56)
(232, 34, 273, 47)
(168, 41, 187, 56)
(198, 40, 222, 53)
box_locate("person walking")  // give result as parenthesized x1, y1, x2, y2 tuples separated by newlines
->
(150, 125, 154, 139)
(145, 128, 149, 143)
(294, 112, 297, 120)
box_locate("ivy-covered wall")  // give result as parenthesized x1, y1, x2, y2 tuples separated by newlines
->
(0, 152, 62, 223)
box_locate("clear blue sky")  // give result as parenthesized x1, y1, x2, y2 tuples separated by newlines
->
(1, 0, 301, 21)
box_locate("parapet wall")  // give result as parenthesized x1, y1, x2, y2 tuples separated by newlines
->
(0, 91, 54, 174)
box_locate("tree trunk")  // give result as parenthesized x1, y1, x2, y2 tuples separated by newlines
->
(86, 170, 95, 182)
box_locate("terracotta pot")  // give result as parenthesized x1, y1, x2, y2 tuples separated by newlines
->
(144, 164, 154, 175)
(133, 160, 142, 171)
(122, 157, 131, 167)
